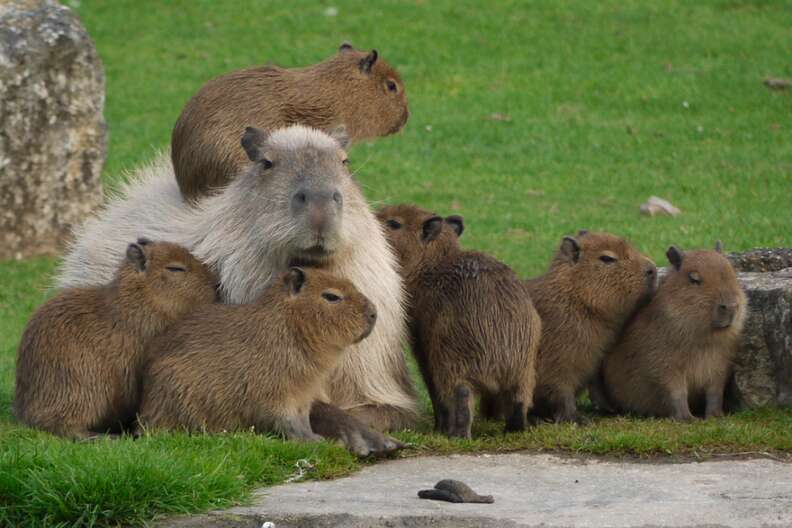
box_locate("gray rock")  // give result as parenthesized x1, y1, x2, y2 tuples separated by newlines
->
(728, 248, 792, 273)
(0, 0, 105, 260)
(729, 268, 792, 408)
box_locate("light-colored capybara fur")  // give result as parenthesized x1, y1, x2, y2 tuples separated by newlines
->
(55, 125, 417, 433)
(172, 43, 409, 200)
(524, 231, 657, 423)
(15, 240, 216, 439)
(602, 244, 748, 421)
(377, 204, 541, 438)
(139, 267, 377, 440)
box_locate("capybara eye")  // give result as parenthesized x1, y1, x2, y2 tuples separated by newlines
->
(296, 192, 307, 204)
(342, 158, 349, 165)
(599, 255, 617, 264)
(689, 271, 702, 284)
(166, 265, 187, 273)
(386, 79, 398, 92)
(260, 158, 273, 170)
(333, 191, 343, 204)
(386, 219, 402, 230)
(321, 292, 342, 303)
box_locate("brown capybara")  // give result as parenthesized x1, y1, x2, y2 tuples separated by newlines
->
(14, 240, 216, 439)
(377, 204, 541, 438)
(138, 267, 379, 448)
(601, 244, 748, 421)
(516, 231, 657, 424)
(172, 43, 409, 200)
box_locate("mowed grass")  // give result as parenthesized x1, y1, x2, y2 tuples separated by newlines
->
(2, 0, 791, 526)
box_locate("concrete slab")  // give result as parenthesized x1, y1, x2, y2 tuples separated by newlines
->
(165, 453, 792, 528)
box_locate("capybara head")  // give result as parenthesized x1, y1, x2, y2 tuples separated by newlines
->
(279, 267, 377, 347)
(238, 124, 356, 265)
(376, 204, 464, 277)
(664, 243, 747, 332)
(334, 43, 409, 138)
(119, 239, 217, 318)
(550, 231, 657, 322)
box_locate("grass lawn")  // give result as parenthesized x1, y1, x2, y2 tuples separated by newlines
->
(2, 0, 791, 526)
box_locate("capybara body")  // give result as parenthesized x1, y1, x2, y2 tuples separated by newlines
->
(377, 204, 541, 438)
(172, 43, 409, 200)
(139, 267, 377, 439)
(523, 231, 657, 423)
(14, 241, 216, 439)
(602, 245, 747, 421)
(56, 125, 417, 438)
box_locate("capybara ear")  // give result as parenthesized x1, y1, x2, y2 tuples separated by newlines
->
(285, 267, 307, 295)
(339, 41, 354, 53)
(666, 246, 684, 270)
(714, 240, 723, 253)
(330, 125, 350, 151)
(445, 215, 464, 238)
(422, 216, 444, 242)
(126, 243, 147, 272)
(359, 49, 378, 74)
(560, 236, 581, 264)
(136, 237, 152, 246)
(578, 229, 589, 236)
(241, 126, 270, 162)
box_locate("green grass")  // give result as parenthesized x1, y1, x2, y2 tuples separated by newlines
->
(2, 0, 791, 525)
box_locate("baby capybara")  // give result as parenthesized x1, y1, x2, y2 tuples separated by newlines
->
(172, 43, 409, 200)
(14, 240, 216, 439)
(138, 267, 377, 442)
(377, 204, 541, 438)
(602, 244, 748, 421)
(520, 231, 657, 424)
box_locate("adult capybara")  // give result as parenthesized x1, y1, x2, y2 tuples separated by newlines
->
(172, 43, 409, 200)
(14, 240, 216, 439)
(519, 231, 657, 424)
(602, 244, 748, 421)
(55, 125, 414, 455)
(377, 204, 541, 438)
(139, 267, 378, 448)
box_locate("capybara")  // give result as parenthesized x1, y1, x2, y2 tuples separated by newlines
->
(519, 231, 657, 424)
(601, 243, 748, 421)
(138, 267, 378, 446)
(14, 240, 216, 439)
(377, 204, 541, 438)
(172, 43, 409, 200)
(55, 124, 414, 455)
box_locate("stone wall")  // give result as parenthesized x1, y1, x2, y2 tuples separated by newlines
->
(0, 0, 105, 260)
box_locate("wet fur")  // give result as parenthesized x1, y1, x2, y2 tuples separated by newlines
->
(378, 204, 541, 438)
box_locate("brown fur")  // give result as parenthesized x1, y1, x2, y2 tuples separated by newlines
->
(377, 204, 541, 438)
(522, 231, 657, 423)
(138, 267, 377, 441)
(602, 245, 748, 421)
(172, 44, 409, 200)
(14, 241, 216, 439)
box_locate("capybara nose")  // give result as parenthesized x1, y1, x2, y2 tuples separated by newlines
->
(713, 303, 736, 328)
(356, 302, 378, 343)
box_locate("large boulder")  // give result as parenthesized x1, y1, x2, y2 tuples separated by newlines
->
(0, 0, 105, 260)
(729, 268, 792, 409)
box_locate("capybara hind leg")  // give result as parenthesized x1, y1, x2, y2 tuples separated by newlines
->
(346, 404, 417, 432)
(450, 385, 473, 439)
(552, 389, 583, 424)
(504, 382, 532, 433)
(668, 387, 696, 422)
(281, 413, 323, 442)
(433, 399, 451, 435)
(479, 393, 504, 421)
(310, 401, 404, 457)
(704, 383, 725, 419)
(587, 375, 616, 414)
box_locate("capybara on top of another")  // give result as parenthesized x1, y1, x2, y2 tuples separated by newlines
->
(524, 230, 657, 424)
(14, 240, 216, 439)
(377, 204, 541, 439)
(172, 43, 409, 200)
(602, 243, 748, 421)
